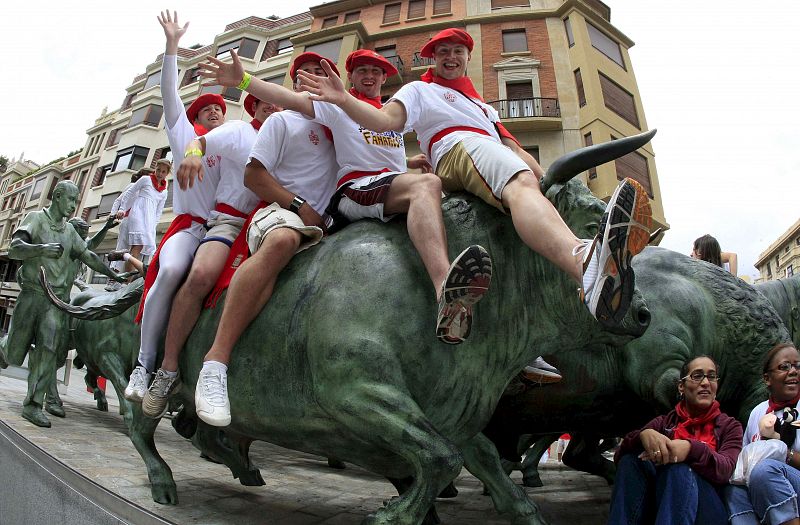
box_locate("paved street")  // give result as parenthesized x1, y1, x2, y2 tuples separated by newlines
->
(0, 372, 611, 524)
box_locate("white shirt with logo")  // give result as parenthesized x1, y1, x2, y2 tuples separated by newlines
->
(248, 110, 337, 215)
(389, 81, 502, 169)
(202, 120, 261, 216)
(743, 400, 800, 450)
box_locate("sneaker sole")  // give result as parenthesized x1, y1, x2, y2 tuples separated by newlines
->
(196, 409, 231, 427)
(592, 179, 652, 327)
(142, 382, 180, 419)
(437, 246, 492, 344)
(521, 371, 563, 384)
(123, 390, 144, 403)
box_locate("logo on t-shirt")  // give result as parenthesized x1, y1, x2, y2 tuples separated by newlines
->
(444, 92, 456, 103)
(309, 130, 320, 146)
(205, 155, 221, 168)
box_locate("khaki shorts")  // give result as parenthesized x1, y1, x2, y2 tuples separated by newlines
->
(203, 212, 246, 246)
(436, 135, 530, 213)
(246, 203, 324, 255)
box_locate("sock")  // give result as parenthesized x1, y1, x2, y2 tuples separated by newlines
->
(202, 360, 228, 374)
(123, 253, 132, 261)
(162, 369, 177, 378)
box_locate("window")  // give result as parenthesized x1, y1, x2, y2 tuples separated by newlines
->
(505, 82, 534, 117)
(344, 11, 361, 23)
(304, 39, 343, 62)
(144, 70, 161, 89)
(523, 146, 539, 164)
(788, 265, 794, 278)
(796, 237, 800, 246)
(491, 0, 529, 8)
(121, 90, 139, 110)
(46, 177, 60, 200)
(433, 0, 451, 15)
(584, 133, 597, 179)
(408, 0, 426, 19)
(112, 146, 149, 173)
(97, 192, 121, 218)
(599, 73, 639, 127)
(613, 139, 652, 196)
(322, 16, 338, 28)
(502, 29, 528, 53)
(216, 37, 260, 60)
(383, 3, 401, 24)
(92, 165, 112, 187)
(92, 133, 105, 155)
(574, 69, 586, 107)
(377, 46, 398, 59)
(29, 177, 46, 201)
(786, 246, 791, 253)
(263, 74, 285, 86)
(200, 84, 242, 102)
(564, 18, 574, 47)
(767, 262, 772, 276)
(587, 23, 625, 69)
(128, 104, 163, 128)
(106, 128, 123, 148)
(277, 37, 294, 55)
(181, 67, 201, 87)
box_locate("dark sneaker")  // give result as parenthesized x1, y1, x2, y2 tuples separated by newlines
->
(583, 178, 652, 327)
(436, 245, 492, 344)
(522, 356, 563, 384)
(45, 401, 66, 418)
(22, 405, 51, 428)
(107, 249, 129, 262)
(142, 369, 180, 419)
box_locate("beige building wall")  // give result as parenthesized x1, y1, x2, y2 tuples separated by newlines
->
(755, 218, 800, 283)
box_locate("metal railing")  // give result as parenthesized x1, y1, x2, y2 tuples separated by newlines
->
(486, 97, 561, 119)
(411, 52, 435, 68)
(383, 55, 404, 76)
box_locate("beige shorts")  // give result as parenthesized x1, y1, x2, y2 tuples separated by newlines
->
(246, 203, 324, 255)
(203, 212, 246, 245)
(436, 135, 530, 213)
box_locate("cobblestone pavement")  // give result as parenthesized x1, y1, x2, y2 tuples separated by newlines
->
(0, 372, 611, 524)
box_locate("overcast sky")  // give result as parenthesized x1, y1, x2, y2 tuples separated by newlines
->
(4, 1, 798, 278)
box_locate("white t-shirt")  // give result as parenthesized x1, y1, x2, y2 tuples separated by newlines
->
(248, 110, 337, 215)
(202, 120, 260, 216)
(161, 54, 220, 219)
(389, 81, 503, 169)
(743, 400, 800, 450)
(312, 100, 406, 187)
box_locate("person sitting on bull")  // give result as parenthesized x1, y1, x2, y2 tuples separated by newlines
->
(0, 181, 126, 427)
(297, 28, 653, 331)
(198, 48, 492, 346)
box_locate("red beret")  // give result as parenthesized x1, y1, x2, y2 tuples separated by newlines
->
(419, 28, 474, 58)
(345, 49, 399, 77)
(290, 51, 341, 80)
(186, 93, 226, 123)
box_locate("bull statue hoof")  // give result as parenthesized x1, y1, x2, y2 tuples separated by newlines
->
(438, 482, 459, 498)
(150, 481, 178, 505)
(522, 474, 543, 488)
(94, 390, 108, 412)
(327, 458, 346, 470)
(236, 467, 265, 487)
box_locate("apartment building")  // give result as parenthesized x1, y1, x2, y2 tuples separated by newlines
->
(754, 218, 800, 283)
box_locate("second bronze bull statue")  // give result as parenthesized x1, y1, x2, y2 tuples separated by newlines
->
(46, 132, 656, 525)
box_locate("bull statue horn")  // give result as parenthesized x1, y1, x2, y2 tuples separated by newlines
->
(541, 129, 657, 193)
(39, 266, 143, 320)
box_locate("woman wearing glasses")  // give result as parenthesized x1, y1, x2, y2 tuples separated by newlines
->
(725, 343, 800, 525)
(608, 355, 743, 524)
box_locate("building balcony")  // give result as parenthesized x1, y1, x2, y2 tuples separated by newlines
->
(411, 52, 435, 69)
(384, 55, 404, 86)
(486, 97, 563, 132)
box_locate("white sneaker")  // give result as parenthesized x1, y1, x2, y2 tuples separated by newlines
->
(522, 356, 563, 384)
(124, 366, 151, 402)
(195, 364, 231, 427)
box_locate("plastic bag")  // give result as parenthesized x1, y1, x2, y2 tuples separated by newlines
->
(730, 439, 788, 485)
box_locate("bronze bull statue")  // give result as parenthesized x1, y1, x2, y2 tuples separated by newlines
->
(45, 132, 656, 525)
(482, 246, 790, 487)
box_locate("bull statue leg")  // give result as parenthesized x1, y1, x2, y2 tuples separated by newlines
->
(192, 425, 265, 486)
(83, 370, 109, 412)
(461, 433, 546, 525)
(520, 433, 559, 488)
(97, 351, 178, 504)
(562, 434, 615, 485)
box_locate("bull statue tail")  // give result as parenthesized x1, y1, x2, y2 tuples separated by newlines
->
(39, 267, 144, 320)
(541, 129, 657, 192)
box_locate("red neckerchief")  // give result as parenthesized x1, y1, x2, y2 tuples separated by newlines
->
(419, 68, 520, 147)
(193, 122, 209, 136)
(251, 118, 262, 131)
(673, 399, 721, 450)
(768, 393, 800, 413)
(349, 87, 382, 109)
(150, 175, 167, 192)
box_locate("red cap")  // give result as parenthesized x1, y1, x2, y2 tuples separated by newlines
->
(290, 51, 340, 80)
(243, 93, 259, 117)
(186, 93, 226, 123)
(419, 28, 474, 58)
(345, 49, 398, 77)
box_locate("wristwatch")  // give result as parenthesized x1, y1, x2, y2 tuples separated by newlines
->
(289, 195, 306, 213)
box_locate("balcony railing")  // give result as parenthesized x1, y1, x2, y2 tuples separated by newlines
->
(383, 55, 405, 76)
(487, 98, 561, 119)
(412, 52, 435, 68)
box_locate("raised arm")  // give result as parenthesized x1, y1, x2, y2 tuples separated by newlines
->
(158, 10, 190, 129)
(86, 215, 120, 251)
(297, 60, 407, 133)
(200, 51, 313, 117)
(721, 251, 738, 276)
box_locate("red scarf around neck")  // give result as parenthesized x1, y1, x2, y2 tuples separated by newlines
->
(673, 399, 721, 450)
(419, 68, 520, 147)
(768, 392, 800, 413)
(251, 118, 262, 131)
(150, 175, 167, 192)
(349, 87, 383, 109)
(193, 122, 209, 137)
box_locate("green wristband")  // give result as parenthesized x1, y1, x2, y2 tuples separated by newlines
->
(238, 72, 252, 91)
(184, 148, 203, 158)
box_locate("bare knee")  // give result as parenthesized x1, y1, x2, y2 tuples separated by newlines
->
(502, 170, 542, 207)
(258, 228, 302, 255)
(183, 262, 221, 295)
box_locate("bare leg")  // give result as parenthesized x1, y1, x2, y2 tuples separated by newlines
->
(126, 245, 144, 274)
(501, 170, 583, 283)
(384, 173, 450, 298)
(204, 228, 301, 365)
(160, 241, 230, 372)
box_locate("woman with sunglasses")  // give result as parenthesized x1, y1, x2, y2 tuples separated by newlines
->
(608, 355, 743, 524)
(725, 343, 800, 525)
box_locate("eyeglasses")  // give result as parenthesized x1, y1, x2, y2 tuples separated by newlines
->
(771, 362, 800, 373)
(681, 371, 720, 383)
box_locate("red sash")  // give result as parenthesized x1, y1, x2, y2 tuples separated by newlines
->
(134, 214, 205, 323)
(214, 203, 248, 219)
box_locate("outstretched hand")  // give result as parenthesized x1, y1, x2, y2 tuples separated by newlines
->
(158, 10, 189, 44)
(177, 157, 204, 190)
(296, 59, 348, 105)
(199, 50, 245, 88)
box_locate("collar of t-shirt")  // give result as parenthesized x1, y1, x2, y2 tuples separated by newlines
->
(420, 67, 483, 101)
